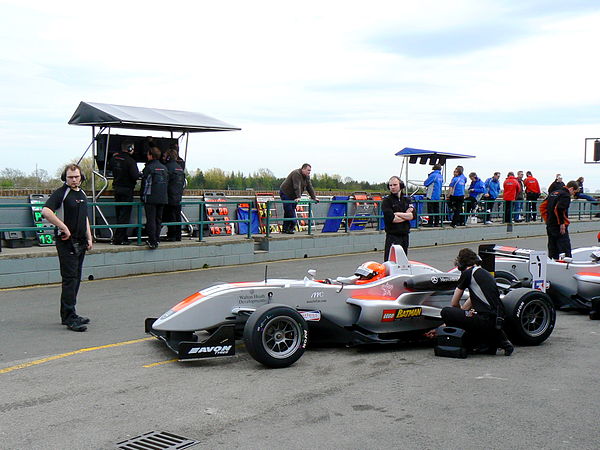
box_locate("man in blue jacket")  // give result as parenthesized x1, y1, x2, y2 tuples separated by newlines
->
(465, 172, 486, 221)
(448, 166, 467, 227)
(423, 164, 443, 227)
(483, 172, 501, 224)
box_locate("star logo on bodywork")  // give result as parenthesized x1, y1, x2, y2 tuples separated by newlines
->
(381, 283, 393, 297)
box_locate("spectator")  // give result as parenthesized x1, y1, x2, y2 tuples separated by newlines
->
(524, 171, 541, 222)
(483, 172, 501, 224)
(423, 164, 443, 227)
(448, 166, 467, 228)
(514, 171, 525, 222)
(548, 174, 565, 194)
(503, 172, 520, 223)
(575, 177, 595, 202)
(465, 172, 486, 220)
(279, 164, 318, 234)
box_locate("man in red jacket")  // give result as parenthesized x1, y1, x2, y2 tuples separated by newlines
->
(524, 171, 541, 222)
(503, 172, 521, 223)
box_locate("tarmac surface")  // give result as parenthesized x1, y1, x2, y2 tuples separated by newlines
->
(1, 232, 599, 449)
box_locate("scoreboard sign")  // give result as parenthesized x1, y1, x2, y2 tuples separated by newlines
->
(29, 194, 55, 246)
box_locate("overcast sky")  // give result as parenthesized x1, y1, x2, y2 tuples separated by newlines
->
(2, 0, 600, 190)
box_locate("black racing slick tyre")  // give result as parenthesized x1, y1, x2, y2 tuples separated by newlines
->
(501, 288, 556, 345)
(243, 304, 308, 368)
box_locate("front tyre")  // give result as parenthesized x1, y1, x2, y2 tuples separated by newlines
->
(501, 288, 556, 345)
(243, 304, 308, 368)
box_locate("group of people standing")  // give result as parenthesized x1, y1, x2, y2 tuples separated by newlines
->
(108, 140, 186, 249)
(422, 166, 590, 227)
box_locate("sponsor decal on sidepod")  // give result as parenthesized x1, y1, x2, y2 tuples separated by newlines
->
(381, 307, 423, 322)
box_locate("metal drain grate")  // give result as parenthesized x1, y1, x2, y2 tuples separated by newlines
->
(116, 431, 199, 449)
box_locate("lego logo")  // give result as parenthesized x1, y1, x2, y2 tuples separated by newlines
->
(381, 309, 397, 322)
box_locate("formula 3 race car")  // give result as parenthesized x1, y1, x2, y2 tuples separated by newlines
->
(145, 245, 556, 368)
(487, 244, 600, 318)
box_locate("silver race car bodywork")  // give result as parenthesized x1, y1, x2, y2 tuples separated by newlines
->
(146, 245, 556, 368)
(490, 244, 600, 312)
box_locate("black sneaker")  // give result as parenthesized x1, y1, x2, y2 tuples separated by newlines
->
(62, 315, 90, 325)
(64, 320, 87, 332)
(499, 341, 514, 356)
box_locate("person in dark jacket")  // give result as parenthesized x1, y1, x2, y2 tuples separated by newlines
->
(108, 141, 140, 245)
(163, 147, 186, 241)
(279, 163, 318, 234)
(574, 176, 595, 201)
(42, 164, 93, 332)
(546, 180, 578, 259)
(548, 174, 565, 194)
(141, 146, 168, 249)
(382, 176, 415, 261)
(440, 248, 514, 355)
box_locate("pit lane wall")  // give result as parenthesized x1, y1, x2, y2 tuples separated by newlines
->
(0, 220, 598, 289)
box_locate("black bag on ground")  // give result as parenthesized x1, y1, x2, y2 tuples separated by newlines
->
(434, 326, 468, 358)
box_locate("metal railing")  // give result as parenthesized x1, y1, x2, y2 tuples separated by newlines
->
(1, 197, 598, 246)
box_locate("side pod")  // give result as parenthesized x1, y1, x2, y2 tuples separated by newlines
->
(145, 318, 236, 361)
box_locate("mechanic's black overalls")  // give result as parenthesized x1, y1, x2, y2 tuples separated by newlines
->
(441, 266, 512, 350)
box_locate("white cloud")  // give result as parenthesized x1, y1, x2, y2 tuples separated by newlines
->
(1, 0, 600, 190)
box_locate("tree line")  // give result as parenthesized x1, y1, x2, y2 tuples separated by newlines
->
(0, 162, 387, 192)
(186, 168, 387, 192)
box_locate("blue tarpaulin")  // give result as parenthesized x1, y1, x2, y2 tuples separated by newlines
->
(322, 196, 349, 233)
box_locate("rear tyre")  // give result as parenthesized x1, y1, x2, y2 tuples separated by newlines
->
(501, 288, 555, 345)
(243, 304, 308, 368)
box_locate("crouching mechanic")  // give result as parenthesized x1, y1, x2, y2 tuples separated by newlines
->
(440, 248, 514, 356)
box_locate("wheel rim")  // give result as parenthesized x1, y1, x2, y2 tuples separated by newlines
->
(520, 298, 552, 337)
(262, 315, 302, 359)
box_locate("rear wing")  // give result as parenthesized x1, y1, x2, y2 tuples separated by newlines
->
(478, 244, 547, 292)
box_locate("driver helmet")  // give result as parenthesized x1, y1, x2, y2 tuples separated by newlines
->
(355, 261, 386, 284)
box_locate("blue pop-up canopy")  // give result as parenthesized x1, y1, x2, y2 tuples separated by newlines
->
(395, 147, 475, 193)
(395, 147, 475, 166)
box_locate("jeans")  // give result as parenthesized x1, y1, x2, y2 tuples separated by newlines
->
(279, 191, 297, 232)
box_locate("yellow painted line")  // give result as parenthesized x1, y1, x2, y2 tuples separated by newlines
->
(0, 337, 153, 375)
(143, 359, 178, 368)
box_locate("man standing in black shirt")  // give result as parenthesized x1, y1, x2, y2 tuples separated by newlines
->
(42, 164, 93, 332)
(108, 141, 140, 245)
(441, 248, 514, 355)
(141, 146, 168, 249)
(546, 180, 578, 259)
(163, 147, 186, 241)
(381, 176, 415, 261)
